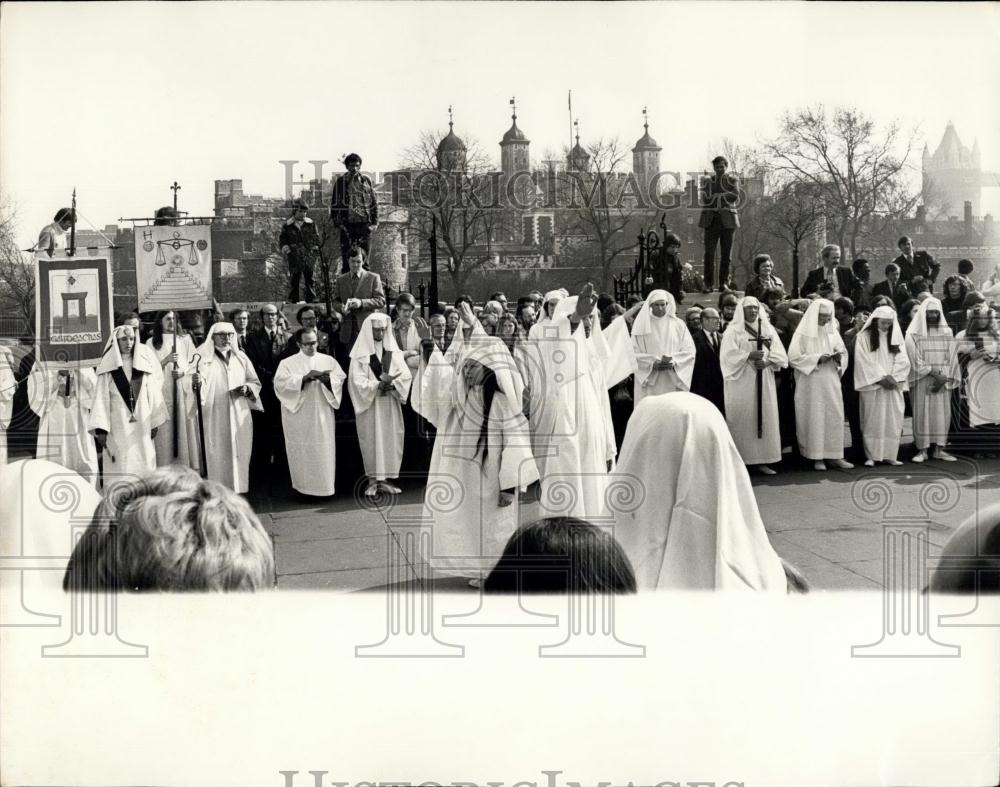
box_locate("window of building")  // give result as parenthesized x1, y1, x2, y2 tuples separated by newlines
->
(243, 238, 254, 253)
(400, 253, 407, 269)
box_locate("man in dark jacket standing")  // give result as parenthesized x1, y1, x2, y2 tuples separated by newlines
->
(697, 156, 740, 292)
(800, 244, 858, 299)
(894, 236, 940, 292)
(244, 304, 291, 496)
(644, 231, 684, 303)
(330, 153, 378, 273)
(279, 198, 320, 303)
(690, 307, 726, 415)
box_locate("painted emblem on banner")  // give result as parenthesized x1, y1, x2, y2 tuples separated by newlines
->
(134, 224, 213, 312)
(34, 254, 113, 368)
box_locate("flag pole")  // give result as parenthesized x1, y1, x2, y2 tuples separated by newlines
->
(68, 188, 77, 257)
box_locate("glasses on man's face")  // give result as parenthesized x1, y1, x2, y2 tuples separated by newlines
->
(301, 341, 318, 347)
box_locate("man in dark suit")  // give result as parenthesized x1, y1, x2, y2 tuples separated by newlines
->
(244, 303, 291, 495)
(280, 305, 332, 361)
(330, 153, 378, 274)
(871, 262, 912, 311)
(689, 307, 725, 415)
(800, 244, 858, 299)
(332, 247, 386, 350)
(697, 156, 740, 292)
(893, 235, 940, 292)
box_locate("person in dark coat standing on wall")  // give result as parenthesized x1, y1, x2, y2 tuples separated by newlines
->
(330, 153, 379, 274)
(280, 198, 321, 304)
(697, 156, 740, 293)
(644, 232, 684, 303)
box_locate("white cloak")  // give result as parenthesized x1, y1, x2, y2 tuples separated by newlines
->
(630, 291, 695, 404)
(0, 347, 16, 465)
(145, 334, 201, 469)
(905, 300, 956, 449)
(274, 351, 346, 496)
(955, 331, 1000, 427)
(348, 343, 412, 480)
(28, 366, 99, 483)
(614, 393, 787, 591)
(854, 326, 910, 462)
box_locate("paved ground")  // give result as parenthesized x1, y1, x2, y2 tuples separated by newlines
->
(253, 448, 1000, 593)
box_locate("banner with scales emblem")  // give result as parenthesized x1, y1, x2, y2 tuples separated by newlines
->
(135, 224, 213, 312)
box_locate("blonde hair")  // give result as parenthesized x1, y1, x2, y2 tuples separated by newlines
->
(63, 467, 274, 592)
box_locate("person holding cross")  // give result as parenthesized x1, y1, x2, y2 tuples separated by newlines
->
(719, 296, 788, 475)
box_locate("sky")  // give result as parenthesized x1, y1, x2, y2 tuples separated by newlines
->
(2, 1, 999, 246)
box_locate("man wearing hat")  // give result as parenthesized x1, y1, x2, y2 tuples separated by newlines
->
(279, 198, 321, 303)
(330, 153, 378, 273)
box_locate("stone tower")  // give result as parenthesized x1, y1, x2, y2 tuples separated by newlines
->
(923, 122, 983, 218)
(500, 98, 531, 207)
(437, 106, 467, 173)
(632, 108, 662, 204)
(567, 121, 590, 173)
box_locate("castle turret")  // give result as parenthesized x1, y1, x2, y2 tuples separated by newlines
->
(437, 106, 467, 173)
(567, 120, 590, 173)
(500, 97, 531, 206)
(632, 108, 662, 205)
(922, 122, 983, 217)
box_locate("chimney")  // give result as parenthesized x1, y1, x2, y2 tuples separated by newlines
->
(965, 200, 973, 226)
(916, 204, 927, 225)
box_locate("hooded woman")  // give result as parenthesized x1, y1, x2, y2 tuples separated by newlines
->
(613, 393, 788, 591)
(347, 312, 412, 496)
(787, 299, 852, 471)
(89, 325, 167, 478)
(719, 296, 789, 475)
(954, 303, 1000, 457)
(189, 321, 263, 492)
(630, 289, 695, 404)
(145, 310, 200, 469)
(419, 336, 539, 587)
(853, 305, 911, 466)
(905, 297, 958, 462)
(28, 364, 99, 484)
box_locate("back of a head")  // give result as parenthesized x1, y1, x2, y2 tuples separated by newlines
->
(958, 258, 974, 276)
(930, 509, 1000, 594)
(63, 466, 275, 592)
(484, 517, 636, 594)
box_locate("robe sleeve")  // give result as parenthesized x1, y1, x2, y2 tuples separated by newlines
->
(892, 342, 912, 389)
(273, 359, 307, 415)
(764, 326, 788, 370)
(905, 334, 931, 380)
(146, 374, 169, 430)
(389, 353, 412, 401)
(348, 358, 380, 415)
(415, 352, 455, 430)
(832, 334, 848, 378)
(719, 330, 750, 381)
(496, 395, 539, 492)
(632, 333, 660, 390)
(603, 316, 637, 388)
(322, 359, 347, 410)
(88, 373, 113, 434)
(670, 322, 696, 390)
(853, 333, 882, 391)
(27, 368, 54, 417)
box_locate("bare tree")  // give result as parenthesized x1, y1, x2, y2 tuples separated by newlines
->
(763, 106, 919, 260)
(396, 131, 506, 295)
(0, 200, 35, 327)
(555, 137, 641, 290)
(761, 180, 823, 296)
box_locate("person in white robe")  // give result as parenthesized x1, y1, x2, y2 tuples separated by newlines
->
(274, 328, 347, 497)
(348, 313, 412, 496)
(719, 296, 789, 474)
(89, 326, 168, 481)
(145, 310, 200, 469)
(28, 365, 99, 484)
(905, 297, 958, 462)
(955, 304, 1000, 452)
(418, 337, 539, 587)
(524, 291, 565, 446)
(613, 393, 788, 590)
(787, 299, 853, 471)
(0, 344, 16, 465)
(630, 289, 695, 404)
(189, 322, 263, 493)
(853, 305, 911, 466)
(534, 285, 619, 521)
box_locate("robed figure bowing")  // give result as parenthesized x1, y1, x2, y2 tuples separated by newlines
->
(630, 289, 695, 405)
(719, 296, 788, 472)
(89, 325, 168, 478)
(274, 329, 347, 497)
(189, 322, 264, 493)
(28, 366, 100, 485)
(417, 337, 539, 583)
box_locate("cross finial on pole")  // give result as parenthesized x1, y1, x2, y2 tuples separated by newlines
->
(510, 95, 517, 121)
(170, 181, 182, 211)
(574, 119, 580, 144)
(643, 106, 648, 131)
(448, 104, 453, 130)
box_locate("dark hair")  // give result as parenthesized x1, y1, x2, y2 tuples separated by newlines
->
(762, 286, 786, 305)
(228, 308, 248, 322)
(454, 294, 473, 308)
(295, 327, 317, 345)
(54, 207, 75, 223)
(596, 292, 614, 315)
(153, 206, 178, 226)
(296, 305, 316, 323)
(601, 303, 625, 329)
(664, 232, 682, 248)
(488, 291, 507, 302)
(395, 292, 416, 309)
(719, 291, 739, 309)
(865, 317, 901, 354)
(909, 276, 929, 296)
(150, 310, 186, 350)
(469, 364, 500, 467)
(483, 517, 637, 595)
(291, 197, 309, 211)
(344, 153, 362, 166)
(752, 253, 772, 274)
(852, 258, 869, 275)
(898, 236, 912, 249)
(626, 294, 643, 308)
(958, 258, 975, 276)
(834, 296, 854, 316)
(711, 155, 728, 167)
(963, 291, 987, 311)
(870, 295, 894, 310)
(884, 262, 900, 276)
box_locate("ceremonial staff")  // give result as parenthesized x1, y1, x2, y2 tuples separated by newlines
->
(191, 353, 208, 479)
(754, 317, 771, 439)
(171, 311, 180, 459)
